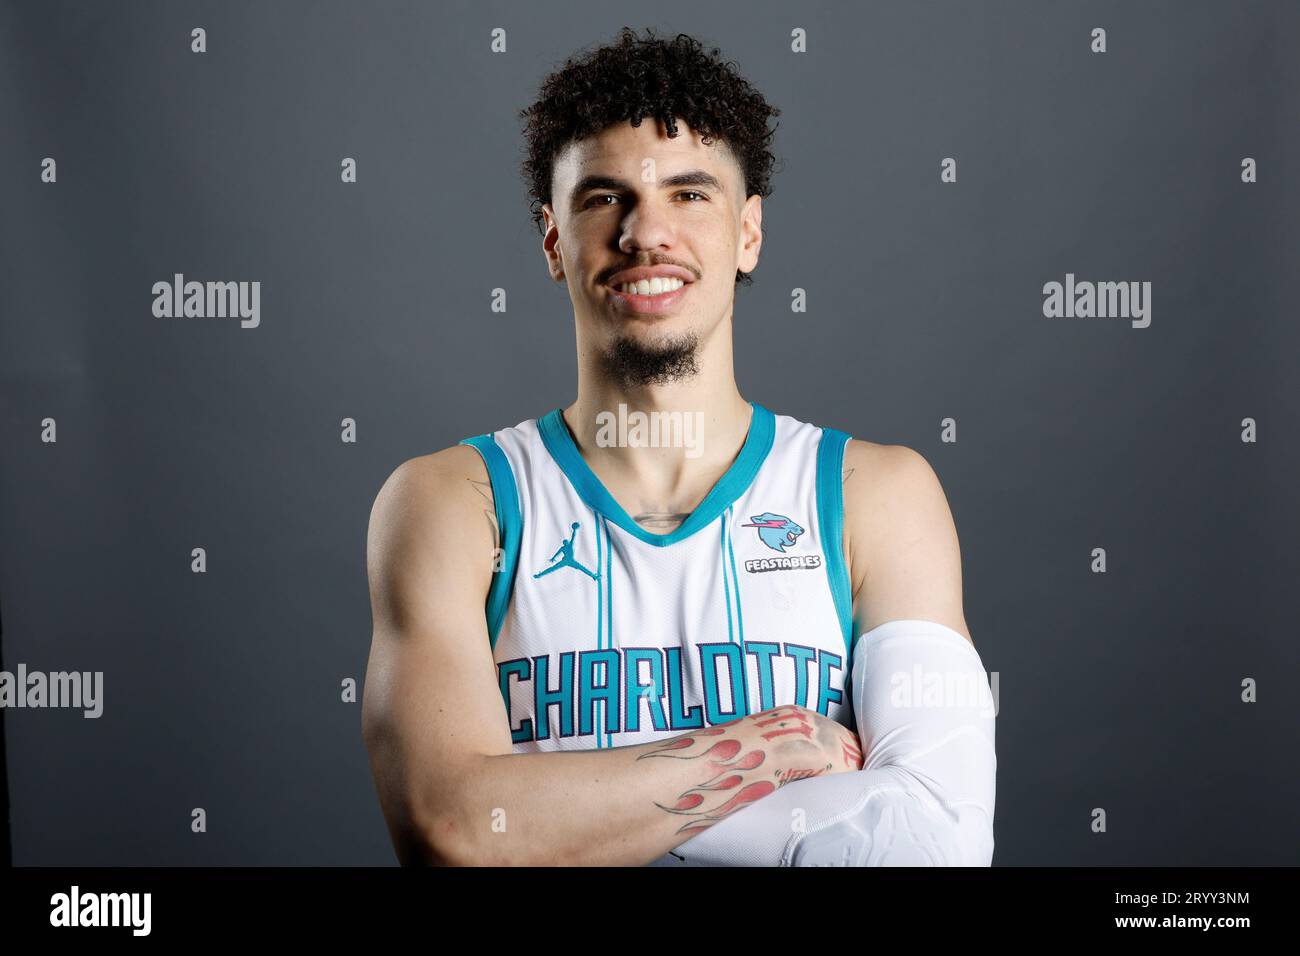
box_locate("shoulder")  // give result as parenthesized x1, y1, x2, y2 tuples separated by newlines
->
(840, 439, 943, 509)
(371, 443, 490, 525)
(376, 444, 490, 503)
(840, 439, 949, 561)
(367, 444, 495, 580)
(839, 439, 971, 642)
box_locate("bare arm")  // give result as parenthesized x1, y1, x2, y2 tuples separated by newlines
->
(842, 442, 971, 641)
(361, 446, 861, 867)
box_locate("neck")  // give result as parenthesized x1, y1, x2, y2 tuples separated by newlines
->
(563, 315, 753, 502)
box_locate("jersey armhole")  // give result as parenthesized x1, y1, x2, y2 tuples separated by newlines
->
(815, 428, 855, 666)
(459, 434, 523, 650)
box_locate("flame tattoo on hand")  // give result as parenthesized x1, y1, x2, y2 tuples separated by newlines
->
(638, 706, 855, 836)
(840, 732, 864, 769)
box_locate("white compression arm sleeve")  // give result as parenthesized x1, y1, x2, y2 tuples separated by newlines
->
(660, 620, 997, 866)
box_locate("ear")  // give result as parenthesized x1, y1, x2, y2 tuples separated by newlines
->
(736, 194, 763, 275)
(541, 204, 565, 282)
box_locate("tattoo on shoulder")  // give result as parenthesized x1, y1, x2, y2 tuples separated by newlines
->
(467, 477, 499, 549)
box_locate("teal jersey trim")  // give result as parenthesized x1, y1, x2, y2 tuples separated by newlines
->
(593, 511, 604, 748)
(724, 505, 746, 649)
(594, 511, 604, 649)
(723, 505, 750, 716)
(719, 512, 736, 645)
(816, 428, 854, 661)
(537, 402, 777, 548)
(604, 514, 613, 653)
(603, 515, 613, 749)
(459, 434, 523, 651)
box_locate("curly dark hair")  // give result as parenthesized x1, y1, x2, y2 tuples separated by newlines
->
(519, 27, 781, 285)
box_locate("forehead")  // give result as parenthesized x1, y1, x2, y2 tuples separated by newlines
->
(552, 117, 741, 193)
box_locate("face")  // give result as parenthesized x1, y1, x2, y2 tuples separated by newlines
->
(541, 117, 763, 373)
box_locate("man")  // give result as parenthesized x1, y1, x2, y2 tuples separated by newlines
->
(362, 27, 996, 866)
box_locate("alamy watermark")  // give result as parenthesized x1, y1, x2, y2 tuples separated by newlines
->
(1042, 272, 1151, 328)
(0, 664, 103, 718)
(152, 273, 260, 328)
(888, 665, 999, 718)
(49, 885, 150, 936)
(594, 403, 704, 458)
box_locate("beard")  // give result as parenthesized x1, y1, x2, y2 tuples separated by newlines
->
(600, 329, 699, 387)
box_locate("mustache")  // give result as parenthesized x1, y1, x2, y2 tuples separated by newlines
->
(599, 257, 699, 285)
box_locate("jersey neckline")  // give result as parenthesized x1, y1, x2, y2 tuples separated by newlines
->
(536, 402, 776, 548)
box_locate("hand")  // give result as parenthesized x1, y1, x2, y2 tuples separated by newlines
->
(748, 704, 864, 785)
(635, 704, 862, 837)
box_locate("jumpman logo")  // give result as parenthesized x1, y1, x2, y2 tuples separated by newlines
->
(533, 521, 600, 580)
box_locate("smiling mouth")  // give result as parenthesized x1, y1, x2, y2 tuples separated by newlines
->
(603, 278, 693, 315)
(608, 277, 688, 297)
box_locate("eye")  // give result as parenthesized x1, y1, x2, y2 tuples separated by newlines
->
(586, 193, 620, 207)
(677, 191, 707, 202)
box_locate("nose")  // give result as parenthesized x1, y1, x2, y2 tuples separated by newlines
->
(617, 198, 676, 254)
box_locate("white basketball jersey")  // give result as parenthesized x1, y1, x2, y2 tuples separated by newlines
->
(460, 402, 859, 761)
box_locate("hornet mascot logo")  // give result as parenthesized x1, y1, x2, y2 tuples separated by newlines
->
(742, 512, 805, 553)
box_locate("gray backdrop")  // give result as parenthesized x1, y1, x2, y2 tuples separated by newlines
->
(1, 0, 1296, 865)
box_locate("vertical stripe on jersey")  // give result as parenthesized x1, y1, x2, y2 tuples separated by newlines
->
(724, 506, 750, 716)
(593, 511, 604, 748)
(724, 506, 746, 647)
(603, 515, 613, 749)
(815, 428, 855, 663)
(719, 513, 736, 646)
(718, 507, 750, 717)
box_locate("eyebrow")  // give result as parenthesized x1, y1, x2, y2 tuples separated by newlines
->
(570, 169, 725, 204)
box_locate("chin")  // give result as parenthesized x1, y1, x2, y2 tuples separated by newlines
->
(618, 315, 697, 343)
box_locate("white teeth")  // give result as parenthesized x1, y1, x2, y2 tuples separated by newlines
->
(619, 277, 684, 296)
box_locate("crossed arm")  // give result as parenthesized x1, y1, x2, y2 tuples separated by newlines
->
(362, 447, 863, 867)
(660, 618, 997, 866)
(665, 443, 997, 866)
(363, 441, 993, 866)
